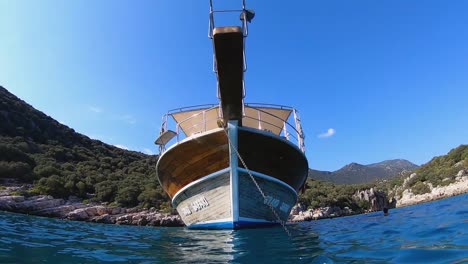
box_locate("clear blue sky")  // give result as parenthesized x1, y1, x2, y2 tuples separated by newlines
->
(1, 1, 467, 171)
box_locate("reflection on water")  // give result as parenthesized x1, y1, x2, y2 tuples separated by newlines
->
(133, 225, 323, 263)
(0, 193, 467, 263)
(0, 212, 322, 263)
(172, 226, 322, 263)
(159, 229, 237, 263)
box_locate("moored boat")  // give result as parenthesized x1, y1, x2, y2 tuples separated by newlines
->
(155, 0, 308, 229)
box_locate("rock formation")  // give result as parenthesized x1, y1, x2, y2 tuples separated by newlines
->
(0, 186, 184, 227)
(396, 170, 468, 207)
(353, 188, 396, 211)
(289, 204, 355, 222)
(289, 186, 397, 221)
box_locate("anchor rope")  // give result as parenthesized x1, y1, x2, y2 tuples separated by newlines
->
(222, 126, 291, 237)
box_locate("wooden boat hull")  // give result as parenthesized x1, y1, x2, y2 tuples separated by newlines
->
(170, 167, 298, 229)
(156, 125, 308, 229)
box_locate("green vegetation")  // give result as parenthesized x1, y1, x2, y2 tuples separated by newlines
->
(1, 86, 465, 213)
(0, 86, 170, 210)
(411, 181, 431, 195)
(414, 145, 467, 184)
(301, 146, 467, 210)
(0, 135, 170, 209)
(403, 145, 467, 192)
(298, 178, 374, 211)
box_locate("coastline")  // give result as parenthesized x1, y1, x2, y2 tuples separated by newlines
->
(0, 185, 184, 227)
(396, 175, 468, 208)
(1, 174, 467, 226)
(289, 172, 468, 221)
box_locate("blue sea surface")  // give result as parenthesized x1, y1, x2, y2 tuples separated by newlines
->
(0, 194, 467, 263)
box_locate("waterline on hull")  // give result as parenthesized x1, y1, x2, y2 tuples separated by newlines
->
(188, 218, 279, 230)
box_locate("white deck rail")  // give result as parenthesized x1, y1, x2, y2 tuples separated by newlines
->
(156, 103, 306, 154)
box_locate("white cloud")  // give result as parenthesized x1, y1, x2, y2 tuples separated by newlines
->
(88, 106, 102, 113)
(121, 114, 137, 125)
(114, 144, 129, 150)
(142, 148, 154, 155)
(318, 128, 336, 138)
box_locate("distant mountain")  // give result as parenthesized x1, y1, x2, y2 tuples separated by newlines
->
(309, 159, 419, 184)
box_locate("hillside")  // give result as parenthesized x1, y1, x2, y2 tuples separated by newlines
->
(381, 145, 468, 199)
(1, 85, 465, 218)
(0, 86, 170, 210)
(309, 159, 418, 184)
(300, 146, 467, 212)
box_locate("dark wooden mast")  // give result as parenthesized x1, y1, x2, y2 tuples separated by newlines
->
(213, 27, 245, 125)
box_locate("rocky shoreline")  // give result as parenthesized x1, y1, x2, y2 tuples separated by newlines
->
(1, 171, 467, 226)
(288, 187, 397, 221)
(0, 186, 184, 227)
(396, 171, 468, 207)
(0, 185, 378, 225)
(0, 184, 385, 225)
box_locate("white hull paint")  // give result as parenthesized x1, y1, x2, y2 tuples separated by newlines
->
(172, 166, 297, 229)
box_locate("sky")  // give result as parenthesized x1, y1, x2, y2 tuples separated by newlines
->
(1, 0, 467, 171)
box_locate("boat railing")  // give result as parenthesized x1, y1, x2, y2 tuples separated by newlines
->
(241, 115, 302, 147)
(174, 105, 220, 133)
(244, 103, 305, 152)
(156, 103, 306, 154)
(176, 116, 221, 141)
(159, 103, 219, 135)
(167, 104, 219, 114)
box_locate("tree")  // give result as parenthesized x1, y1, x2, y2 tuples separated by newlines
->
(76, 181, 87, 197)
(95, 180, 117, 202)
(115, 185, 141, 207)
(138, 186, 168, 209)
(36, 175, 69, 198)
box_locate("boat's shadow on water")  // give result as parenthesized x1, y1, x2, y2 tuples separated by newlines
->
(162, 223, 325, 263)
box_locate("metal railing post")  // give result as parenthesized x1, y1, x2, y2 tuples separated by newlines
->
(208, 0, 214, 38)
(283, 121, 289, 140)
(293, 109, 301, 149)
(257, 109, 262, 130)
(203, 110, 206, 132)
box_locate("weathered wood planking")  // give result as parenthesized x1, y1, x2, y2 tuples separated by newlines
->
(237, 128, 309, 191)
(174, 172, 231, 226)
(157, 130, 229, 198)
(238, 171, 297, 222)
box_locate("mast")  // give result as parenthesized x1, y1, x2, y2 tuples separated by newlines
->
(208, 0, 254, 126)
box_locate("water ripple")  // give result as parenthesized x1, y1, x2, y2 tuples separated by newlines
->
(0, 193, 467, 263)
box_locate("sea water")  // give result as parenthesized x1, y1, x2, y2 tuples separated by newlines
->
(0, 194, 467, 263)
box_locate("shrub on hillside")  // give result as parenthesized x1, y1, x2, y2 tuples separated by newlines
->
(35, 175, 70, 198)
(115, 186, 141, 207)
(412, 181, 431, 195)
(94, 180, 118, 202)
(0, 161, 34, 180)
